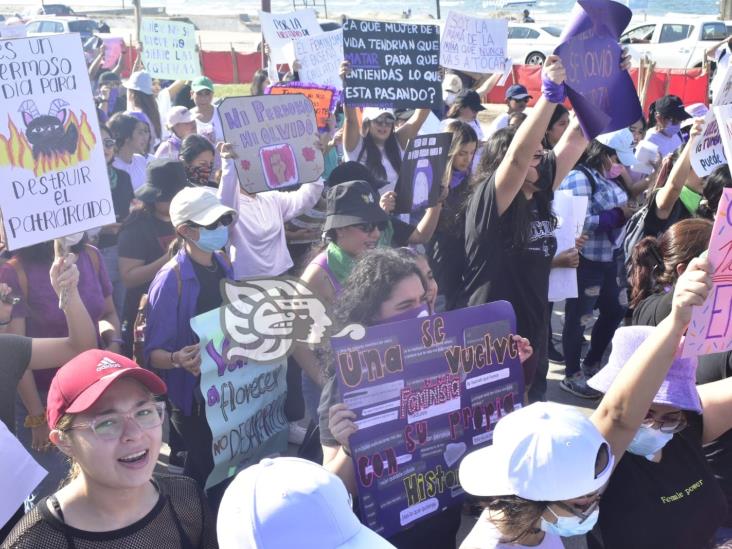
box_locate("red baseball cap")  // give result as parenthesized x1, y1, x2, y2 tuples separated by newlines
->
(47, 349, 167, 429)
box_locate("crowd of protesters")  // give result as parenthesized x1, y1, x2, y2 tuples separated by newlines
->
(1, 20, 732, 549)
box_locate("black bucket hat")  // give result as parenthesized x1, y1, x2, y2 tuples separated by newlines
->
(326, 161, 388, 191)
(323, 180, 389, 231)
(454, 89, 486, 112)
(135, 159, 189, 203)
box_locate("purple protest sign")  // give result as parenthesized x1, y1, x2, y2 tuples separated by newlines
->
(554, 0, 642, 139)
(332, 301, 524, 539)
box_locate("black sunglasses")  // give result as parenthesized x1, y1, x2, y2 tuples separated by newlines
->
(189, 214, 234, 231)
(353, 221, 387, 233)
(103, 138, 116, 148)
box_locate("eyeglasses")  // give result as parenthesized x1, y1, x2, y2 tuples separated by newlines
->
(554, 489, 604, 523)
(66, 401, 165, 441)
(103, 138, 116, 149)
(371, 118, 395, 128)
(641, 410, 687, 433)
(190, 213, 234, 231)
(353, 221, 387, 234)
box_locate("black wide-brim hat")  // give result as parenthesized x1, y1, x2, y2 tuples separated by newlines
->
(135, 159, 189, 203)
(326, 161, 389, 191)
(323, 180, 389, 231)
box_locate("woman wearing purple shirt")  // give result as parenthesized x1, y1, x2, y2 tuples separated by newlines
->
(0, 237, 119, 502)
(143, 187, 235, 509)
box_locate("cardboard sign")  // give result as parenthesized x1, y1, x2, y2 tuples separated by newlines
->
(191, 307, 289, 490)
(292, 29, 344, 90)
(266, 82, 336, 130)
(0, 34, 114, 250)
(260, 9, 323, 65)
(682, 188, 732, 357)
(343, 19, 441, 110)
(691, 111, 727, 178)
(333, 301, 524, 539)
(713, 63, 732, 106)
(548, 191, 588, 302)
(440, 12, 508, 74)
(394, 133, 452, 214)
(218, 95, 325, 194)
(140, 19, 200, 81)
(554, 0, 642, 139)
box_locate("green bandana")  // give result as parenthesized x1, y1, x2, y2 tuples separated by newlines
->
(679, 185, 702, 215)
(326, 242, 356, 284)
(377, 220, 395, 248)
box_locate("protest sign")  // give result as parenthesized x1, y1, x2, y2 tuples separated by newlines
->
(682, 188, 732, 358)
(548, 191, 588, 302)
(191, 307, 289, 490)
(0, 34, 114, 250)
(691, 111, 727, 178)
(100, 36, 125, 70)
(292, 29, 344, 90)
(715, 104, 732, 170)
(343, 19, 442, 110)
(0, 420, 46, 529)
(394, 133, 452, 214)
(333, 301, 524, 539)
(140, 19, 200, 81)
(266, 82, 336, 130)
(260, 9, 323, 65)
(554, 0, 642, 139)
(218, 95, 324, 194)
(440, 12, 508, 74)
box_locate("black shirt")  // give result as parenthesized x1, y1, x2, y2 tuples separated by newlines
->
(461, 156, 557, 339)
(390, 218, 415, 248)
(599, 413, 727, 548)
(0, 335, 31, 433)
(642, 192, 691, 238)
(191, 259, 224, 315)
(98, 168, 134, 249)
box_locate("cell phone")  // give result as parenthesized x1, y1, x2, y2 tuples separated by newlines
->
(1, 294, 21, 306)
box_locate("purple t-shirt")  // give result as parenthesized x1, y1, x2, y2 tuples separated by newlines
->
(0, 246, 112, 392)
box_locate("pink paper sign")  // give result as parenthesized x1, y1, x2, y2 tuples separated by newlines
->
(683, 188, 732, 357)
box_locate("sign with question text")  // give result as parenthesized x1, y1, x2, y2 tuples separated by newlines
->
(440, 12, 508, 74)
(343, 18, 442, 109)
(333, 301, 524, 539)
(0, 34, 114, 250)
(191, 307, 289, 490)
(218, 94, 324, 194)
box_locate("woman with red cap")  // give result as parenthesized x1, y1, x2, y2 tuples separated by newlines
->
(2, 350, 217, 548)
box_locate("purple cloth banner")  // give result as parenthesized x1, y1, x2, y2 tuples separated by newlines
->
(333, 301, 524, 539)
(554, 0, 642, 139)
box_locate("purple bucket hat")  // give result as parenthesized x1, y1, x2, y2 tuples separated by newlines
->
(587, 326, 702, 413)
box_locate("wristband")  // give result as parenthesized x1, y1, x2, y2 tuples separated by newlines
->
(24, 411, 47, 429)
(541, 72, 567, 104)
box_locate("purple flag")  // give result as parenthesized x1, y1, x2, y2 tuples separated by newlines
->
(332, 301, 524, 539)
(554, 0, 642, 139)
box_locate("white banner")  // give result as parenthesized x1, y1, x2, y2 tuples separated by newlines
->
(440, 12, 508, 74)
(140, 19, 200, 80)
(292, 29, 343, 90)
(691, 111, 727, 177)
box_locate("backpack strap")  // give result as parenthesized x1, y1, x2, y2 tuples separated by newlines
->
(576, 165, 598, 195)
(6, 257, 28, 302)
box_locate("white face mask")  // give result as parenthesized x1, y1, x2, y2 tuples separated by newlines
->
(627, 426, 674, 460)
(541, 507, 599, 537)
(60, 232, 84, 248)
(444, 91, 458, 106)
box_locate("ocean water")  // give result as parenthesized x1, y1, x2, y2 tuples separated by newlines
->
(159, 0, 720, 18)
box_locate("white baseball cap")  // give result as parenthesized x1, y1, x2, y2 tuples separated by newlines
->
(166, 106, 195, 129)
(362, 107, 395, 123)
(217, 457, 396, 549)
(459, 402, 614, 502)
(596, 128, 636, 167)
(124, 70, 153, 95)
(169, 187, 236, 228)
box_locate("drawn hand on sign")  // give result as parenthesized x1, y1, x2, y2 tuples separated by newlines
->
(672, 257, 712, 328)
(173, 343, 202, 376)
(380, 191, 397, 213)
(329, 402, 358, 449)
(512, 335, 534, 364)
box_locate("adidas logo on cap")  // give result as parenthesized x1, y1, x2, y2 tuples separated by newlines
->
(96, 356, 122, 372)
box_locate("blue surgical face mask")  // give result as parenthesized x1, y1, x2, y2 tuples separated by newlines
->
(541, 507, 599, 537)
(627, 426, 673, 460)
(194, 225, 228, 252)
(662, 123, 681, 137)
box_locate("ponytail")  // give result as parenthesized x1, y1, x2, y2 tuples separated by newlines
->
(629, 236, 663, 309)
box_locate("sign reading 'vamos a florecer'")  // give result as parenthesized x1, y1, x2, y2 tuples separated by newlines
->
(0, 34, 114, 250)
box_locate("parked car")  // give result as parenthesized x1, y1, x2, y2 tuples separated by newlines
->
(36, 4, 75, 16)
(507, 23, 562, 65)
(620, 18, 728, 69)
(26, 16, 98, 42)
